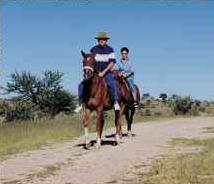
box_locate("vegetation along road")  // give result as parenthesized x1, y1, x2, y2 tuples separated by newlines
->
(1, 116, 214, 184)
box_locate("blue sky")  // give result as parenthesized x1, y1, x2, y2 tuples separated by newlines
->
(1, 0, 214, 100)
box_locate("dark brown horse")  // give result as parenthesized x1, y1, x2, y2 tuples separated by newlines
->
(113, 71, 141, 137)
(80, 51, 140, 148)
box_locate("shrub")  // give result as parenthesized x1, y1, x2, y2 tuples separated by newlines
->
(4, 70, 76, 117)
(169, 96, 196, 115)
(3, 101, 34, 122)
(39, 89, 76, 116)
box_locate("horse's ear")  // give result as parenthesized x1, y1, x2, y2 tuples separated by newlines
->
(81, 50, 86, 58)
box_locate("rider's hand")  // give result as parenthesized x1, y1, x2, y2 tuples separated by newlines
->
(118, 72, 123, 77)
(98, 71, 105, 77)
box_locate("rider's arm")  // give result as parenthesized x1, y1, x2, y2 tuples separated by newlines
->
(101, 51, 116, 75)
(121, 62, 134, 77)
(102, 62, 115, 74)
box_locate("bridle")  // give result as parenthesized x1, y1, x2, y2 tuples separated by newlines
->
(83, 64, 95, 80)
(83, 66, 94, 73)
(82, 52, 96, 80)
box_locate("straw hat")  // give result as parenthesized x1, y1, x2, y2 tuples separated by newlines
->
(95, 32, 110, 40)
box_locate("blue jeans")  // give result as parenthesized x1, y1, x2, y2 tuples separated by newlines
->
(78, 82, 84, 103)
(104, 72, 119, 102)
(125, 75, 136, 93)
(78, 72, 119, 103)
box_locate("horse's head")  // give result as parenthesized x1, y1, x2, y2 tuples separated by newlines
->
(81, 50, 96, 80)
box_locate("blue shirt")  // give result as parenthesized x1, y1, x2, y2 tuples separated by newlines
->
(90, 45, 116, 72)
(116, 59, 133, 77)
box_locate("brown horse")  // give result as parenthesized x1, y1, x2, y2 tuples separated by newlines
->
(113, 71, 141, 137)
(80, 51, 140, 148)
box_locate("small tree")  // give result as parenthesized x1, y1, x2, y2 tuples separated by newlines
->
(5, 70, 76, 116)
(142, 93, 150, 100)
(159, 93, 167, 102)
(6, 71, 40, 105)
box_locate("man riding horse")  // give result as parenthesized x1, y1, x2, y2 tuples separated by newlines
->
(78, 32, 140, 148)
(78, 32, 120, 112)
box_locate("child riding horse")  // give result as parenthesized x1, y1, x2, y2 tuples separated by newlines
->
(117, 47, 139, 109)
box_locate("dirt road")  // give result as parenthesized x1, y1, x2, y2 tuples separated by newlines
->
(1, 117, 214, 184)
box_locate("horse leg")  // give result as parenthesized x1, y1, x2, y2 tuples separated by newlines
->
(119, 104, 126, 139)
(128, 108, 135, 137)
(125, 109, 132, 137)
(96, 109, 104, 149)
(114, 110, 122, 145)
(81, 108, 91, 148)
(100, 115, 104, 137)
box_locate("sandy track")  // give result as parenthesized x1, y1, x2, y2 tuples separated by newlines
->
(1, 117, 214, 184)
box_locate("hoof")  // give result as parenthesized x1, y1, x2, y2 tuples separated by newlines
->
(115, 134, 120, 145)
(96, 138, 101, 149)
(84, 142, 91, 149)
(119, 132, 123, 139)
(127, 131, 132, 138)
(113, 141, 118, 146)
(96, 143, 101, 149)
(84, 139, 91, 149)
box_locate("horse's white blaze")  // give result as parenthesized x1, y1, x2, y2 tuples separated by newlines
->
(83, 66, 94, 72)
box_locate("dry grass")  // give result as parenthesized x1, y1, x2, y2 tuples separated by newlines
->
(0, 114, 83, 159)
(0, 107, 173, 160)
(137, 137, 214, 184)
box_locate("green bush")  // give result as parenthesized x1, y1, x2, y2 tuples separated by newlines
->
(170, 96, 192, 115)
(4, 70, 76, 117)
(168, 95, 201, 115)
(3, 102, 34, 122)
(39, 89, 76, 116)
